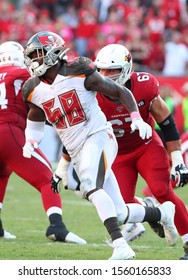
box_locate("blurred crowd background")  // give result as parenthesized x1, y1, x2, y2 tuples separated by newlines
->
(1, 0, 188, 162)
(1, 0, 188, 76)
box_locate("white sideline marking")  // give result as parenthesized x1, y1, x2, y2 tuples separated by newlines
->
(46, 242, 182, 250)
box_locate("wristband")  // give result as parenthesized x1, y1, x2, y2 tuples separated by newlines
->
(130, 111, 141, 120)
(171, 150, 184, 166)
(55, 157, 70, 178)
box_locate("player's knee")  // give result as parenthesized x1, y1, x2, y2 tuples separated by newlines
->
(150, 183, 169, 198)
(117, 212, 128, 225)
(80, 177, 95, 198)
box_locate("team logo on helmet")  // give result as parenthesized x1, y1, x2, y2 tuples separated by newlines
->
(125, 53, 131, 62)
(38, 35, 57, 46)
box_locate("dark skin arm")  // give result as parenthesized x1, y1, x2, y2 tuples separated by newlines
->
(26, 68, 139, 122)
(85, 70, 139, 114)
(150, 95, 181, 153)
(27, 102, 46, 122)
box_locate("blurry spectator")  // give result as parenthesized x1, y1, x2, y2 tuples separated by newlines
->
(54, 17, 75, 42)
(0, 0, 187, 76)
(35, 9, 55, 32)
(86, 33, 106, 60)
(116, 0, 144, 20)
(162, 0, 181, 30)
(126, 29, 151, 72)
(0, 1, 15, 38)
(93, 0, 113, 23)
(32, 0, 57, 20)
(143, 38, 165, 74)
(179, 0, 188, 24)
(74, 0, 99, 56)
(99, 6, 125, 45)
(61, 4, 79, 29)
(162, 31, 188, 76)
(144, 6, 166, 44)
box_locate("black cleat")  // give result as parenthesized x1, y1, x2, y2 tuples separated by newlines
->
(46, 224, 69, 241)
(143, 197, 165, 238)
(179, 242, 188, 260)
(0, 219, 16, 238)
(0, 219, 4, 236)
(46, 224, 86, 244)
(148, 221, 165, 238)
(0, 228, 4, 237)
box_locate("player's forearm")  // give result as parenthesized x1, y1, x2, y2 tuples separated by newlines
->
(166, 140, 182, 154)
(25, 119, 45, 143)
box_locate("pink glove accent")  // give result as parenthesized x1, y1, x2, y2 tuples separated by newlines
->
(130, 111, 141, 120)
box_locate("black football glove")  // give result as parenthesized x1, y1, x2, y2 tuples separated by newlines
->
(171, 164, 188, 187)
(50, 173, 62, 193)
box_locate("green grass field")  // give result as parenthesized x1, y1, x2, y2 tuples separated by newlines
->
(0, 172, 188, 260)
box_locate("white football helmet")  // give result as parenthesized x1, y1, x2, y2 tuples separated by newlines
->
(95, 44, 132, 85)
(24, 31, 69, 76)
(0, 41, 24, 67)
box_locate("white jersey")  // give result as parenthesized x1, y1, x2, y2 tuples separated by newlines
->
(29, 74, 111, 157)
(23, 58, 119, 199)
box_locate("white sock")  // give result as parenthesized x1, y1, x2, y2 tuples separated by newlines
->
(126, 203, 146, 222)
(89, 189, 117, 223)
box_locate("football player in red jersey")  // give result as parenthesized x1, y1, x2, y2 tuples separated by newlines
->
(54, 43, 188, 259)
(0, 41, 86, 244)
(23, 31, 180, 260)
(94, 44, 188, 259)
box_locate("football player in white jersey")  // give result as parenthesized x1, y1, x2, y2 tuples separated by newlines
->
(0, 40, 86, 244)
(22, 31, 178, 260)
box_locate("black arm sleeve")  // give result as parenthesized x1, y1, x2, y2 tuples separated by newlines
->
(158, 114, 180, 142)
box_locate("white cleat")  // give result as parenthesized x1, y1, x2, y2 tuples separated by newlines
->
(121, 223, 145, 242)
(109, 237, 135, 260)
(65, 232, 87, 245)
(2, 230, 16, 239)
(158, 201, 178, 246)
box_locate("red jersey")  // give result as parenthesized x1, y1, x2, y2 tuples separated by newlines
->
(0, 65, 62, 213)
(96, 72, 188, 238)
(97, 72, 159, 153)
(0, 65, 30, 130)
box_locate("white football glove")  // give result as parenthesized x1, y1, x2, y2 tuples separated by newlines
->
(171, 150, 188, 187)
(131, 118, 152, 140)
(23, 140, 38, 158)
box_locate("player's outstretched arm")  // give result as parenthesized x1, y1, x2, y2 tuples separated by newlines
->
(85, 71, 152, 140)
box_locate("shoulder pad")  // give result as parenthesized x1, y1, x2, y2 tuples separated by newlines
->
(22, 76, 41, 102)
(59, 57, 97, 76)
